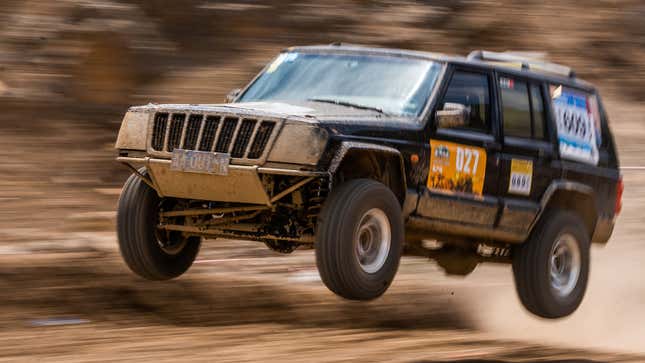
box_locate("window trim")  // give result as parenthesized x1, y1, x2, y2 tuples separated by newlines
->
(530, 83, 549, 140)
(528, 83, 537, 137)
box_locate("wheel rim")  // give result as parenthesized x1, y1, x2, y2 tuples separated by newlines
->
(354, 208, 391, 274)
(155, 199, 188, 256)
(155, 229, 188, 256)
(158, 237, 188, 255)
(549, 233, 581, 297)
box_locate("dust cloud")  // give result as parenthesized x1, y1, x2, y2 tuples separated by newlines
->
(455, 170, 645, 354)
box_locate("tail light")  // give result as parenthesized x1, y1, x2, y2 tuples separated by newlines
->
(615, 176, 624, 215)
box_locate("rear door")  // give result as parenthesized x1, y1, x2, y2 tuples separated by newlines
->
(417, 66, 501, 227)
(495, 74, 560, 234)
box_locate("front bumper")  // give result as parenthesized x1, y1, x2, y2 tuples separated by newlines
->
(118, 156, 326, 206)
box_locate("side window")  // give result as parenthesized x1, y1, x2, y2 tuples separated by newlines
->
(500, 78, 531, 138)
(550, 84, 602, 164)
(499, 76, 547, 140)
(438, 71, 490, 132)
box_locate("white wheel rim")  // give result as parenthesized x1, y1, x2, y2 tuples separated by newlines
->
(355, 208, 391, 274)
(549, 233, 581, 297)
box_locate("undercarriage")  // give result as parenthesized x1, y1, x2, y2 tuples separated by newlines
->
(147, 171, 329, 253)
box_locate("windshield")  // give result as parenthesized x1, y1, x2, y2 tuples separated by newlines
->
(238, 52, 443, 117)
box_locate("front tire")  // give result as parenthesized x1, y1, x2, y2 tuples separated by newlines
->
(512, 210, 590, 318)
(315, 179, 403, 300)
(117, 169, 200, 281)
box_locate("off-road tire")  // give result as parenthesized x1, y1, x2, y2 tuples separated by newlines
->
(315, 179, 403, 300)
(512, 210, 590, 319)
(117, 169, 200, 280)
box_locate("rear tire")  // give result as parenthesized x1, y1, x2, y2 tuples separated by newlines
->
(315, 179, 403, 300)
(512, 210, 590, 318)
(117, 169, 200, 280)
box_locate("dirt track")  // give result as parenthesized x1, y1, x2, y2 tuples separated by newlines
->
(1, 105, 645, 362)
(2, 249, 645, 363)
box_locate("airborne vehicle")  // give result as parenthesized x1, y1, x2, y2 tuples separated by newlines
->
(115, 45, 622, 318)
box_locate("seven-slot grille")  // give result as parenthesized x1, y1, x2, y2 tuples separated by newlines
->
(150, 112, 278, 160)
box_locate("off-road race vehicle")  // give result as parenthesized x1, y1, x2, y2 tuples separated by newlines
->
(115, 45, 622, 319)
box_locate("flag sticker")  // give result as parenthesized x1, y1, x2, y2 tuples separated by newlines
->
(500, 77, 515, 89)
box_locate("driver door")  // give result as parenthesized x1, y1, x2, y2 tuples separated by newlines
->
(416, 67, 501, 227)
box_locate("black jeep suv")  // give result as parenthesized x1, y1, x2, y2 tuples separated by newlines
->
(115, 45, 622, 319)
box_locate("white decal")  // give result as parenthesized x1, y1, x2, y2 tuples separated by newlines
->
(456, 147, 479, 175)
(551, 86, 599, 165)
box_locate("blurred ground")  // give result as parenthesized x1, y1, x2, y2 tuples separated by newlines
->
(1, 1, 645, 362)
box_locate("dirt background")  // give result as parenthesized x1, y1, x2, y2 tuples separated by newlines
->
(1, 1, 645, 362)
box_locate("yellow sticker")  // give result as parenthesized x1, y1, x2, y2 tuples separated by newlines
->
(509, 159, 533, 195)
(428, 140, 487, 195)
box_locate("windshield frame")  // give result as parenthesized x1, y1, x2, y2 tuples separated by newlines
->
(234, 50, 448, 124)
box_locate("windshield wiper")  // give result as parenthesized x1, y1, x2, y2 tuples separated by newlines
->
(307, 97, 390, 116)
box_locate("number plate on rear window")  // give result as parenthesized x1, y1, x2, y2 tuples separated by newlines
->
(170, 149, 230, 176)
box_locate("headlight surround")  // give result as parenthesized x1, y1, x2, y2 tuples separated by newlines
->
(268, 121, 328, 165)
(115, 111, 150, 151)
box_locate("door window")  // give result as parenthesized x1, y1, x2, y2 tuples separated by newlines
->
(500, 77, 547, 140)
(438, 71, 491, 132)
(500, 78, 531, 138)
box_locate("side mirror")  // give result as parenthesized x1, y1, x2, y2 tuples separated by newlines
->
(436, 102, 469, 129)
(225, 88, 242, 103)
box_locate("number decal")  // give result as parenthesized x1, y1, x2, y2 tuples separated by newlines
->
(472, 150, 479, 173)
(456, 147, 464, 173)
(551, 85, 600, 165)
(455, 147, 480, 175)
(508, 159, 533, 195)
(428, 140, 487, 195)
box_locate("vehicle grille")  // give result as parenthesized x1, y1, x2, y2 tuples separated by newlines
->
(150, 112, 280, 161)
(248, 121, 275, 159)
(167, 113, 186, 152)
(152, 113, 168, 151)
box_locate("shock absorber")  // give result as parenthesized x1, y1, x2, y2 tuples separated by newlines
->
(305, 178, 328, 231)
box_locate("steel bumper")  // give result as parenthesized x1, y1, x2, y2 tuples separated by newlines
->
(117, 156, 325, 206)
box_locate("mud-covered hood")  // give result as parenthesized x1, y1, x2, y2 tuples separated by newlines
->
(224, 101, 387, 119)
(129, 101, 413, 124)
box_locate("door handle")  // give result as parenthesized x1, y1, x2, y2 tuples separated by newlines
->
(484, 141, 501, 151)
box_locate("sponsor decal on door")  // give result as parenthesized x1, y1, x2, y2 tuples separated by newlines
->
(508, 158, 533, 196)
(428, 140, 487, 195)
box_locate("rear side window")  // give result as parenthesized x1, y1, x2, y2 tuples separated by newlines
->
(439, 71, 491, 132)
(499, 77, 547, 140)
(550, 84, 602, 165)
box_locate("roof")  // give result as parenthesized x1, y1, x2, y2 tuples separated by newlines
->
(287, 44, 594, 91)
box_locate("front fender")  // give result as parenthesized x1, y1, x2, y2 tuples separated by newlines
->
(327, 141, 408, 207)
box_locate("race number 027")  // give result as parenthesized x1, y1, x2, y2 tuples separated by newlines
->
(456, 147, 479, 175)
